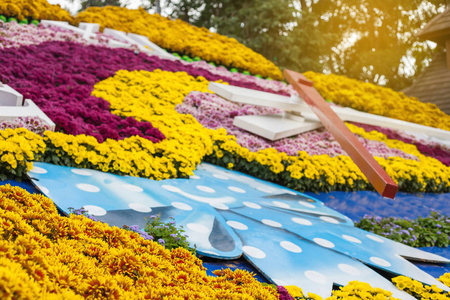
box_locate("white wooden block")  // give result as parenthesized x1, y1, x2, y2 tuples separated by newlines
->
(103, 28, 157, 55)
(78, 22, 100, 40)
(209, 82, 310, 112)
(78, 22, 99, 33)
(234, 113, 323, 140)
(40, 20, 85, 35)
(106, 39, 133, 49)
(0, 99, 55, 131)
(127, 33, 177, 60)
(0, 84, 23, 106)
(104, 28, 136, 44)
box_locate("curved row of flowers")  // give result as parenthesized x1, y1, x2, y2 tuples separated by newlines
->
(0, 0, 283, 80)
(1, 184, 449, 299)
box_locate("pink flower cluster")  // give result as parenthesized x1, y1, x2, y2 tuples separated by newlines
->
(0, 116, 49, 136)
(178, 91, 419, 160)
(0, 21, 89, 49)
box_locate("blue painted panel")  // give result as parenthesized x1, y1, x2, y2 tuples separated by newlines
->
(226, 204, 449, 290)
(218, 210, 415, 299)
(28, 162, 450, 297)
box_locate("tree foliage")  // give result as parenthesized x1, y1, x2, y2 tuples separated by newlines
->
(144, 0, 448, 90)
(75, 0, 122, 12)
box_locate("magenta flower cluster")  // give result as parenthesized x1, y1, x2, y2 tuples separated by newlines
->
(178, 91, 418, 160)
(0, 40, 286, 143)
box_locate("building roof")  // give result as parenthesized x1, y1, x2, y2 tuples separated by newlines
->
(417, 7, 450, 44)
(403, 51, 450, 114)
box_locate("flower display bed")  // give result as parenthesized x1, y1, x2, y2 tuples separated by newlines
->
(0, 8, 449, 300)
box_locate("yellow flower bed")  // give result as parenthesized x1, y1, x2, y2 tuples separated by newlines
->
(0, 128, 46, 180)
(89, 69, 225, 179)
(285, 277, 450, 300)
(393, 276, 450, 299)
(304, 71, 450, 131)
(0, 0, 72, 22)
(0, 184, 279, 299)
(73, 6, 283, 80)
(3, 183, 447, 300)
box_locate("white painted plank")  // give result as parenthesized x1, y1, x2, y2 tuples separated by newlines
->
(40, 20, 85, 35)
(0, 84, 23, 106)
(78, 22, 99, 40)
(0, 99, 55, 131)
(127, 33, 178, 60)
(233, 113, 322, 140)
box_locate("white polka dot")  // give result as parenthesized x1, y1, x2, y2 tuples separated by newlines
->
(171, 202, 192, 211)
(162, 185, 181, 193)
(292, 217, 312, 226)
(272, 201, 290, 209)
(71, 169, 92, 176)
(304, 270, 327, 284)
(243, 246, 266, 259)
(190, 175, 200, 179)
(243, 202, 261, 209)
(280, 241, 302, 253)
(203, 250, 220, 256)
(209, 202, 229, 210)
(342, 235, 362, 244)
(256, 186, 276, 193)
(262, 219, 282, 227)
(122, 184, 143, 192)
(129, 203, 151, 212)
(299, 201, 315, 208)
(338, 263, 361, 275)
(320, 216, 340, 224)
(272, 278, 288, 286)
(370, 256, 391, 267)
(213, 174, 229, 180)
(30, 166, 47, 174)
(283, 190, 297, 195)
(83, 205, 106, 216)
(313, 238, 335, 248)
(38, 186, 49, 195)
(366, 234, 384, 243)
(187, 223, 210, 234)
(76, 183, 100, 193)
(228, 186, 246, 193)
(196, 185, 215, 193)
(227, 221, 248, 230)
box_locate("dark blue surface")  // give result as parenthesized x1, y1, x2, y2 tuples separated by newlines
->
(0, 179, 41, 194)
(305, 191, 450, 221)
(306, 190, 450, 277)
